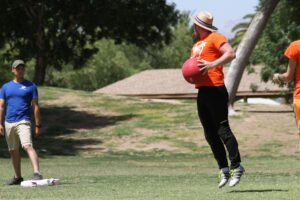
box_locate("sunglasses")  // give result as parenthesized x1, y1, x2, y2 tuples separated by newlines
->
(14, 65, 26, 70)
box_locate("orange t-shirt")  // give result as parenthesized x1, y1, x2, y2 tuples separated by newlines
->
(284, 40, 300, 98)
(190, 32, 227, 87)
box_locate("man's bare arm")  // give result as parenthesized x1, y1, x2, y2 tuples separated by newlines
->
(0, 99, 5, 135)
(32, 99, 42, 136)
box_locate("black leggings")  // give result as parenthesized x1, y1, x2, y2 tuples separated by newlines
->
(197, 86, 241, 169)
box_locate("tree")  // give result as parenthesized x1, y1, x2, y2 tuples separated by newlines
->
(0, 0, 179, 85)
(46, 13, 194, 91)
(225, 0, 280, 110)
(229, 14, 254, 49)
(230, 0, 300, 81)
(47, 39, 137, 91)
(252, 0, 300, 82)
(145, 13, 193, 69)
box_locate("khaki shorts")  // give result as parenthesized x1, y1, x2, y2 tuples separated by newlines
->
(5, 120, 33, 150)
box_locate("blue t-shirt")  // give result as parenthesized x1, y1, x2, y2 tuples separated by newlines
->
(0, 80, 38, 123)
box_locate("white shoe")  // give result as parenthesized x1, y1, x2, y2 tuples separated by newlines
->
(229, 164, 245, 187)
(218, 168, 230, 188)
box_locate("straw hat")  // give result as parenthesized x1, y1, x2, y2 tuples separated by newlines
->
(191, 11, 218, 32)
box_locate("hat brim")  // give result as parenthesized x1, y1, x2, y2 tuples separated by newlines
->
(12, 60, 25, 68)
(191, 16, 218, 32)
(12, 64, 25, 68)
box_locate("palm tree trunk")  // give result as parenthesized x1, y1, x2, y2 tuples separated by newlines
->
(225, 0, 280, 111)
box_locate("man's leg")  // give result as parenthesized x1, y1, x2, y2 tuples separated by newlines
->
(5, 122, 24, 185)
(9, 149, 22, 178)
(197, 89, 229, 169)
(18, 121, 42, 179)
(208, 86, 241, 169)
(293, 99, 300, 152)
(23, 145, 41, 174)
(207, 86, 244, 187)
(197, 88, 230, 188)
(297, 132, 300, 152)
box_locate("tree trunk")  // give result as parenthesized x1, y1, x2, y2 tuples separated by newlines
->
(33, 32, 46, 85)
(225, 0, 280, 110)
(34, 29, 46, 85)
(32, 2, 46, 85)
(34, 55, 46, 85)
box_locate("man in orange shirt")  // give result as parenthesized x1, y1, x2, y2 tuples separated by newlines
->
(273, 40, 300, 152)
(190, 11, 244, 188)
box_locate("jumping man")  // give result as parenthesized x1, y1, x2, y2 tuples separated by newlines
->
(190, 11, 245, 188)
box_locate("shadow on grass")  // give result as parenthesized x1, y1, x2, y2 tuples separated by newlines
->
(0, 106, 136, 158)
(229, 189, 289, 193)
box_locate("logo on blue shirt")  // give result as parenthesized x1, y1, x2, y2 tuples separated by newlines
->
(20, 86, 27, 90)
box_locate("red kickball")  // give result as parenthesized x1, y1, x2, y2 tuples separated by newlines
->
(181, 57, 204, 84)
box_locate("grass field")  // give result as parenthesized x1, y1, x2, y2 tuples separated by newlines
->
(0, 87, 300, 199)
(0, 154, 299, 200)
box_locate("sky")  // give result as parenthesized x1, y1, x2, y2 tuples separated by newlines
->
(166, 0, 259, 38)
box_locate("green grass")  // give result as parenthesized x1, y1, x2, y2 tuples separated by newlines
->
(109, 125, 135, 137)
(259, 140, 285, 153)
(0, 86, 299, 199)
(0, 154, 300, 200)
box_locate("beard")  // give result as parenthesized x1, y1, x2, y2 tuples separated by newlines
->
(194, 28, 199, 38)
(193, 29, 201, 42)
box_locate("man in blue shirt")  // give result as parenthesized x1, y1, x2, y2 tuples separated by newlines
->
(0, 59, 43, 185)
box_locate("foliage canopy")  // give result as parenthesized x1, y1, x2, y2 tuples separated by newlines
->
(0, 0, 179, 84)
(230, 0, 300, 82)
(46, 14, 193, 91)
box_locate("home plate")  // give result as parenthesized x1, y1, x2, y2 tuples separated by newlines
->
(21, 178, 60, 187)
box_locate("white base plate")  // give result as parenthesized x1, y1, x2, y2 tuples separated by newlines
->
(21, 178, 60, 187)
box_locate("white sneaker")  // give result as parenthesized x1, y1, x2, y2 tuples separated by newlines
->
(229, 164, 245, 187)
(218, 168, 230, 188)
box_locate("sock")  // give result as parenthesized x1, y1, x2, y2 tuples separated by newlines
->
(221, 167, 229, 173)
